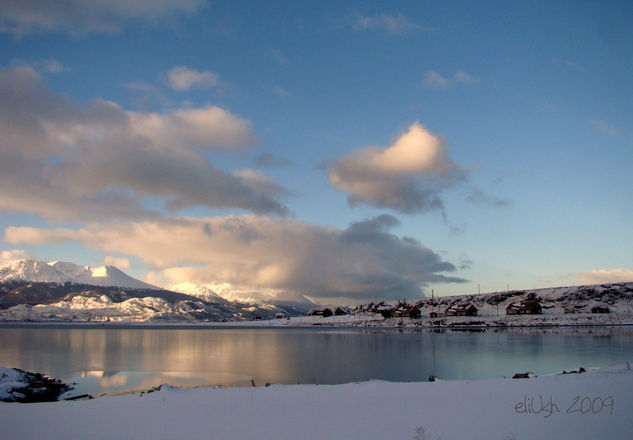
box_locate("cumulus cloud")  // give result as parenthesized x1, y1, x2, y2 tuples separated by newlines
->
(0, 0, 207, 35)
(4, 215, 467, 303)
(0, 66, 289, 221)
(166, 66, 220, 91)
(421, 71, 480, 89)
(329, 122, 466, 214)
(348, 12, 428, 34)
(576, 269, 633, 285)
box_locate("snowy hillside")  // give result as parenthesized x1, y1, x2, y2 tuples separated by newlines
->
(49, 261, 159, 290)
(0, 260, 74, 284)
(167, 282, 226, 303)
(0, 259, 159, 290)
(342, 282, 633, 328)
(0, 281, 304, 323)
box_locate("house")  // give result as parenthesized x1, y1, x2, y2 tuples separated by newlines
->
(307, 308, 333, 317)
(591, 306, 610, 314)
(445, 303, 478, 317)
(408, 306, 422, 318)
(391, 305, 421, 318)
(429, 311, 439, 318)
(372, 303, 392, 316)
(506, 300, 542, 315)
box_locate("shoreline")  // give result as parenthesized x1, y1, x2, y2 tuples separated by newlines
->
(2, 363, 632, 440)
(1, 319, 633, 331)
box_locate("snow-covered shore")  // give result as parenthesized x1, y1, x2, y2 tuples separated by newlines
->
(1, 364, 632, 440)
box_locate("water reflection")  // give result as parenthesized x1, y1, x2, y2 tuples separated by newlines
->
(1, 326, 632, 396)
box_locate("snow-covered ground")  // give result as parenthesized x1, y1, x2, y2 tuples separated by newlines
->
(1, 364, 632, 440)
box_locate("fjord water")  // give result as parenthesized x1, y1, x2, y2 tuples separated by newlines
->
(1, 326, 632, 396)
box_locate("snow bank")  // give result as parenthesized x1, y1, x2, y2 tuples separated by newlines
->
(1, 364, 632, 439)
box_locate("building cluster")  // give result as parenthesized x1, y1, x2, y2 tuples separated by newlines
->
(306, 294, 612, 319)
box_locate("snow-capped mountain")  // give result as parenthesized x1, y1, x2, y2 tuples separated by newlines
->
(0, 259, 73, 284)
(0, 258, 159, 290)
(208, 282, 277, 304)
(167, 282, 225, 302)
(49, 261, 159, 290)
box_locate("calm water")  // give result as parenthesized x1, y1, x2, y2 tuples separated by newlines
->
(1, 325, 632, 396)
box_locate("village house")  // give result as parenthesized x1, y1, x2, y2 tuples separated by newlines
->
(391, 305, 422, 318)
(591, 306, 610, 314)
(506, 300, 542, 315)
(307, 308, 333, 317)
(445, 303, 478, 317)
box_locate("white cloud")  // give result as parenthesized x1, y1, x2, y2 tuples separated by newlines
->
(329, 122, 465, 214)
(4, 215, 467, 303)
(589, 119, 619, 136)
(41, 59, 69, 73)
(103, 256, 131, 269)
(0, 66, 289, 221)
(129, 106, 257, 151)
(0, 249, 32, 263)
(166, 66, 220, 91)
(272, 86, 290, 98)
(576, 269, 633, 285)
(421, 70, 480, 89)
(0, 0, 207, 35)
(348, 12, 427, 34)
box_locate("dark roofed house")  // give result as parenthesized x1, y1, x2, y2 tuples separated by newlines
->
(591, 306, 610, 314)
(307, 308, 333, 317)
(445, 303, 478, 317)
(506, 300, 542, 315)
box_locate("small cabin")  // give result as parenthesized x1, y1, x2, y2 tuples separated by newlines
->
(307, 308, 333, 317)
(445, 303, 478, 317)
(591, 306, 610, 314)
(506, 300, 542, 315)
(429, 311, 439, 318)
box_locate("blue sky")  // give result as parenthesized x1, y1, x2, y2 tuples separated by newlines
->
(0, 0, 631, 302)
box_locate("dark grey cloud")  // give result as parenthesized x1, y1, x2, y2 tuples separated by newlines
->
(6, 215, 468, 303)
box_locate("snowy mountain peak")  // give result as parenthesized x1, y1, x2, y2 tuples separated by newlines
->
(0, 259, 74, 284)
(0, 258, 158, 290)
(167, 282, 223, 302)
(48, 261, 159, 290)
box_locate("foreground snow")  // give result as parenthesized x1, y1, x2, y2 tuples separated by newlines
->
(1, 364, 632, 440)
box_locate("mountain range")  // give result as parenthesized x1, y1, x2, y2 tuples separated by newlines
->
(0, 258, 309, 322)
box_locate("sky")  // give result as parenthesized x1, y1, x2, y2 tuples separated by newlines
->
(0, 0, 631, 304)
